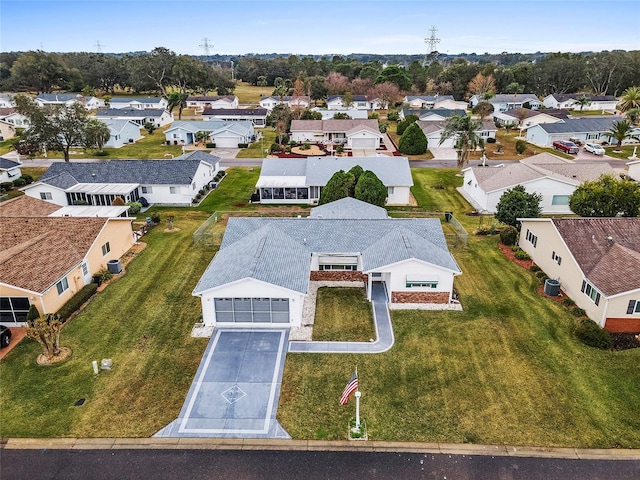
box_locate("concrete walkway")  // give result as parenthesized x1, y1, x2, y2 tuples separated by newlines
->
(155, 329, 290, 439)
(288, 283, 394, 354)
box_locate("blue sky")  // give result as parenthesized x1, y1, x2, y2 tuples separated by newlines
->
(1, 0, 638, 55)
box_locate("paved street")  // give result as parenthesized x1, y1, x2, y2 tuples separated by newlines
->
(1, 448, 638, 480)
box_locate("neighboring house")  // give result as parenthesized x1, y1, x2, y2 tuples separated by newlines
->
(525, 118, 618, 147)
(403, 95, 467, 110)
(192, 197, 462, 328)
(259, 96, 311, 111)
(459, 153, 614, 214)
(627, 159, 640, 181)
(21, 158, 219, 207)
(310, 108, 368, 120)
(399, 108, 466, 121)
(542, 93, 619, 112)
(0, 93, 16, 108)
(99, 119, 143, 148)
(0, 108, 30, 128)
(255, 156, 413, 205)
(202, 108, 268, 126)
(164, 120, 255, 147)
(0, 195, 130, 219)
(469, 93, 541, 112)
(0, 157, 22, 183)
(290, 119, 382, 149)
(35, 93, 104, 110)
(95, 108, 173, 128)
(0, 214, 134, 325)
(518, 217, 640, 332)
(493, 108, 568, 127)
(416, 120, 497, 149)
(0, 119, 16, 140)
(327, 95, 382, 111)
(108, 97, 168, 110)
(186, 95, 239, 110)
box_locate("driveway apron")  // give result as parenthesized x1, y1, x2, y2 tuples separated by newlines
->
(155, 328, 290, 438)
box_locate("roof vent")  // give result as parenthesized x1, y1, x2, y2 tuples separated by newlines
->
(607, 236, 614, 244)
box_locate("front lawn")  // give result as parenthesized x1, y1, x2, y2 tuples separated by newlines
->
(604, 144, 639, 160)
(312, 288, 375, 342)
(235, 128, 276, 159)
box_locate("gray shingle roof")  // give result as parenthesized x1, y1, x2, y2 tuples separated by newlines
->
(491, 94, 539, 103)
(202, 108, 267, 116)
(310, 197, 388, 219)
(109, 97, 164, 104)
(174, 151, 221, 164)
(39, 159, 215, 186)
(403, 108, 466, 118)
(165, 120, 238, 133)
(0, 157, 20, 170)
(549, 93, 617, 102)
(36, 93, 82, 102)
(535, 118, 617, 134)
(193, 214, 460, 295)
(405, 95, 455, 102)
(98, 119, 138, 134)
(96, 108, 166, 118)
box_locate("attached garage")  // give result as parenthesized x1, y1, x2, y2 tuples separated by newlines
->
(213, 297, 290, 324)
(350, 137, 377, 149)
(212, 134, 241, 148)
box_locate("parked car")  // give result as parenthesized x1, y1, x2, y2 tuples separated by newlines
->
(1, 325, 11, 348)
(584, 142, 605, 155)
(552, 140, 579, 154)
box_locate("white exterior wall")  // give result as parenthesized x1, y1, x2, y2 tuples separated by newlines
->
(461, 169, 489, 210)
(0, 165, 21, 183)
(198, 278, 305, 327)
(212, 133, 242, 148)
(164, 128, 192, 144)
(375, 259, 455, 303)
(23, 183, 69, 206)
(386, 186, 411, 205)
(139, 184, 194, 205)
(525, 124, 552, 146)
(105, 122, 142, 148)
(627, 161, 640, 181)
(291, 131, 321, 142)
(346, 131, 381, 149)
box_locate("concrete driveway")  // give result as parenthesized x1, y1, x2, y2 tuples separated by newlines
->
(155, 329, 290, 439)
(428, 147, 459, 160)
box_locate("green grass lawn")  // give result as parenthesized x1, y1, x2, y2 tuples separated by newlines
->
(312, 288, 376, 342)
(604, 144, 639, 160)
(235, 128, 276, 159)
(0, 138, 14, 155)
(234, 82, 273, 105)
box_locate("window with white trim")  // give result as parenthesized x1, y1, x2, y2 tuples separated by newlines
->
(170, 186, 178, 194)
(387, 186, 394, 195)
(626, 300, 640, 314)
(406, 280, 438, 288)
(552, 251, 562, 265)
(581, 280, 601, 306)
(40, 192, 53, 200)
(551, 195, 570, 205)
(101, 242, 110, 256)
(56, 277, 69, 295)
(526, 229, 537, 247)
(319, 264, 357, 271)
(141, 186, 152, 194)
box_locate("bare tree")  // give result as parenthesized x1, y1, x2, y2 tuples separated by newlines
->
(26, 315, 64, 360)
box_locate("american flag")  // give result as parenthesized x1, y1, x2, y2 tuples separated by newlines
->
(339, 371, 358, 405)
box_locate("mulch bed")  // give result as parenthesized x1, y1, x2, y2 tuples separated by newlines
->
(497, 242, 533, 269)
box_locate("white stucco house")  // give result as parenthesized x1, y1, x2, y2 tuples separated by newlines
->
(400, 109, 467, 121)
(192, 197, 462, 328)
(290, 119, 382, 150)
(95, 108, 173, 128)
(21, 157, 220, 207)
(0, 157, 22, 183)
(108, 97, 168, 110)
(0, 109, 30, 128)
(403, 95, 467, 111)
(256, 156, 413, 205)
(525, 118, 618, 147)
(202, 108, 267, 126)
(518, 217, 640, 332)
(493, 108, 569, 128)
(259, 96, 311, 111)
(627, 159, 640, 181)
(327, 95, 383, 111)
(542, 94, 619, 112)
(99, 119, 144, 148)
(35, 93, 104, 110)
(311, 108, 368, 120)
(0, 119, 16, 140)
(0, 93, 16, 108)
(459, 153, 614, 214)
(186, 95, 239, 110)
(164, 120, 255, 146)
(417, 119, 497, 150)
(469, 93, 541, 112)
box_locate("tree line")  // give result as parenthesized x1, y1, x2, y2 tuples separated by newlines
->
(1, 49, 638, 100)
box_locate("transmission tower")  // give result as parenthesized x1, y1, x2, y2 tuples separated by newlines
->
(94, 40, 104, 53)
(200, 38, 213, 57)
(423, 26, 441, 66)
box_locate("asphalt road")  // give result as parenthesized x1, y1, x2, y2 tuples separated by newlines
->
(1, 449, 639, 480)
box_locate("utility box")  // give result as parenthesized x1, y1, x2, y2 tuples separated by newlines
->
(544, 278, 561, 296)
(101, 359, 113, 370)
(107, 259, 122, 274)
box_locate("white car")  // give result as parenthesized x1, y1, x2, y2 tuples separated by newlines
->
(584, 143, 605, 155)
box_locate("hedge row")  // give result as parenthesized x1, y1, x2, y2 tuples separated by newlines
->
(56, 283, 98, 321)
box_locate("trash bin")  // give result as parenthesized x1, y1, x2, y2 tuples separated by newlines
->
(544, 278, 561, 296)
(92, 274, 102, 286)
(444, 212, 453, 222)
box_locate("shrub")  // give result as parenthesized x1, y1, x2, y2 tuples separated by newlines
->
(529, 265, 541, 272)
(27, 304, 40, 322)
(510, 245, 520, 252)
(514, 249, 531, 260)
(499, 226, 518, 245)
(386, 111, 400, 122)
(270, 143, 281, 153)
(515, 139, 527, 154)
(476, 225, 498, 235)
(112, 196, 125, 206)
(396, 114, 419, 135)
(535, 270, 547, 278)
(1, 181, 13, 192)
(95, 150, 109, 156)
(98, 268, 113, 282)
(486, 137, 497, 144)
(285, 146, 291, 153)
(289, 140, 297, 146)
(574, 318, 613, 349)
(12, 177, 26, 187)
(336, 145, 344, 154)
(398, 122, 428, 155)
(20, 174, 34, 185)
(237, 143, 249, 148)
(199, 188, 205, 195)
(300, 142, 311, 150)
(571, 306, 587, 317)
(150, 213, 161, 224)
(562, 298, 576, 307)
(206, 143, 215, 148)
(368, 112, 379, 119)
(56, 283, 99, 321)
(126, 201, 142, 214)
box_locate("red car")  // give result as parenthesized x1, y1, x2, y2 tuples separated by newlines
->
(552, 140, 579, 154)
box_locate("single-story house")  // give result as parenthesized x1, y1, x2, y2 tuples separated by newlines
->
(108, 97, 168, 110)
(35, 93, 104, 110)
(525, 118, 618, 147)
(469, 93, 541, 112)
(0, 93, 16, 108)
(99, 119, 143, 148)
(256, 156, 413, 205)
(290, 119, 382, 149)
(95, 108, 173, 128)
(518, 217, 640, 332)
(21, 157, 219, 207)
(259, 96, 311, 111)
(192, 197, 462, 328)
(460, 153, 614, 214)
(0, 157, 22, 183)
(542, 94, 619, 112)
(400, 108, 466, 121)
(310, 108, 369, 120)
(0, 195, 130, 219)
(493, 108, 569, 128)
(202, 108, 267, 126)
(0, 108, 30, 128)
(0, 119, 17, 141)
(417, 120, 497, 149)
(627, 159, 640, 181)
(164, 120, 255, 147)
(327, 95, 383, 111)
(0, 214, 134, 325)
(186, 95, 239, 110)
(403, 95, 467, 111)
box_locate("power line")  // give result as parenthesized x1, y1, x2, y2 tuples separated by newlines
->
(94, 40, 104, 53)
(199, 38, 213, 56)
(423, 26, 441, 66)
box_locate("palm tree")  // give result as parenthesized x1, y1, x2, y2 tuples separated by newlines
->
(574, 94, 591, 111)
(606, 120, 640, 152)
(619, 86, 640, 112)
(167, 92, 189, 120)
(625, 108, 640, 126)
(439, 115, 485, 169)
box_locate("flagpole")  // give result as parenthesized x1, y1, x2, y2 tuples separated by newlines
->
(355, 365, 360, 429)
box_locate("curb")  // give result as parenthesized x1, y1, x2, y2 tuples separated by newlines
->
(1, 438, 639, 460)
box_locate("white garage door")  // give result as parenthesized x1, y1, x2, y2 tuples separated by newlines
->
(214, 136, 240, 148)
(214, 297, 290, 324)
(351, 138, 377, 149)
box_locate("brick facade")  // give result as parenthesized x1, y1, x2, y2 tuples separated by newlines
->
(604, 317, 640, 333)
(391, 291, 450, 304)
(310, 271, 368, 282)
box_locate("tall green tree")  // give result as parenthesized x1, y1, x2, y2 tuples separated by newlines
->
(606, 120, 639, 151)
(495, 185, 542, 228)
(374, 65, 411, 92)
(354, 170, 388, 207)
(569, 175, 640, 217)
(439, 115, 485, 169)
(10, 51, 69, 92)
(398, 122, 428, 155)
(84, 118, 111, 152)
(574, 94, 591, 111)
(318, 170, 355, 205)
(167, 92, 189, 120)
